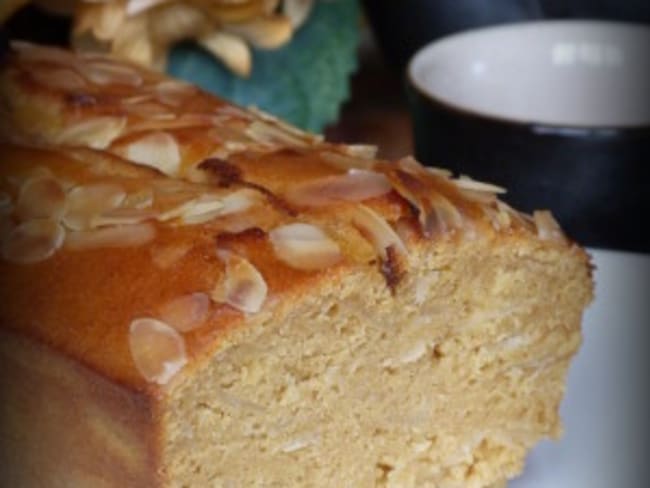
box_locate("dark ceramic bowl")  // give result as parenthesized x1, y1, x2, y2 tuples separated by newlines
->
(407, 20, 650, 252)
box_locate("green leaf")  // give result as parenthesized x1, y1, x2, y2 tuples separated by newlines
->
(167, 0, 359, 133)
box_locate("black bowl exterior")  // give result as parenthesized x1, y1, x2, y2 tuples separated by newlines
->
(408, 83, 650, 252)
(361, 0, 542, 73)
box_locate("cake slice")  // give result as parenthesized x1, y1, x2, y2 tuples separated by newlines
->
(0, 43, 593, 487)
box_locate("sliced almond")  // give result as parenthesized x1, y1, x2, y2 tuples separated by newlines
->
(177, 194, 225, 225)
(2, 219, 65, 264)
(121, 131, 181, 176)
(427, 193, 464, 235)
(92, 207, 158, 227)
(63, 183, 126, 230)
(245, 120, 310, 148)
(220, 188, 263, 215)
(129, 317, 187, 385)
(64, 222, 156, 250)
(285, 169, 391, 207)
(213, 250, 268, 314)
(533, 210, 566, 242)
(340, 144, 378, 160)
(154, 80, 197, 107)
(15, 176, 67, 221)
(84, 60, 142, 86)
(349, 204, 407, 261)
(28, 67, 87, 91)
(383, 160, 463, 237)
(127, 112, 218, 133)
(56, 116, 127, 150)
(319, 151, 375, 171)
(11, 41, 78, 67)
(123, 187, 154, 209)
(248, 106, 323, 144)
(452, 176, 506, 194)
(157, 292, 210, 332)
(269, 223, 341, 271)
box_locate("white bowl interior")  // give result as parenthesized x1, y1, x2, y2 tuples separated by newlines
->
(409, 21, 650, 128)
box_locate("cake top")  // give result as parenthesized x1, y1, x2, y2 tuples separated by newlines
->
(0, 42, 570, 393)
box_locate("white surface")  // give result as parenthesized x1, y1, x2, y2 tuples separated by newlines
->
(511, 248, 650, 487)
(409, 21, 650, 127)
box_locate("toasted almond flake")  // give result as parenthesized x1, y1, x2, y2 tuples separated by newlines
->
(340, 144, 378, 160)
(122, 101, 174, 118)
(384, 160, 463, 237)
(84, 60, 142, 86)
(213, 250, 268, 314)
(2, 219, 65, 264)
(452, 176, 506, 194)
(15, 176, 67, 221)
(319, 151, 375, 171)
(123, 188, 154, 209)
(123, 131, 181, 176)
(248, 106, 323, 144)
(56, 116, 127, 150)
(158, 292, 210, 332)
(11, 41, 78, 66)
(286, 170, 392, 207)
(245, 120, 310, 148)
(127, 112, 218, 133)
(424, 166, 453, 178)
(533, 210, 566, 242)
(177, 194, 225, 225)
(63, 183, 126, 230)
(496, 200, 535, 231)
(92, 207, 158, 227)
(427, 193, 464, 235)
(28, 67, 87, 91)
(64, 222, 156, 250)
(459, 188, 499, 205)
(154, 80, 196, 106)
(129, 317, 187, 385)
(349, 204, 407, 261)
(269, 223, 341, 271)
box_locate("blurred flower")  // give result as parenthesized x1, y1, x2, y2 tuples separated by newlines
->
(2, 0, 315, 77)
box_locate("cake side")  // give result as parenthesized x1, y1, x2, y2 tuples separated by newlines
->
(0, 329, 161, 487)
(162, 233, 592, 487)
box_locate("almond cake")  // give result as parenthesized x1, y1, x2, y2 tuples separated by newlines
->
(0, 42, 593, 487)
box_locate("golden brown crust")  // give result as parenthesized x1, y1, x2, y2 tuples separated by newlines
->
(0, 42, 587, 394)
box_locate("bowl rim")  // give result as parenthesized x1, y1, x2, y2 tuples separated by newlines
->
(407, 19, 650, 133)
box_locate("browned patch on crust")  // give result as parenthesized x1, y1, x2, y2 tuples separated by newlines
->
(199, 157, 297, 216)
(380, 245, 403, 295)
(215, 227, 267, 249)
(242, 181, 297, 217)
(198, 158, 242, 187)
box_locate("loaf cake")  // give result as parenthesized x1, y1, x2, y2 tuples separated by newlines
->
(0, 42, 593, 487)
